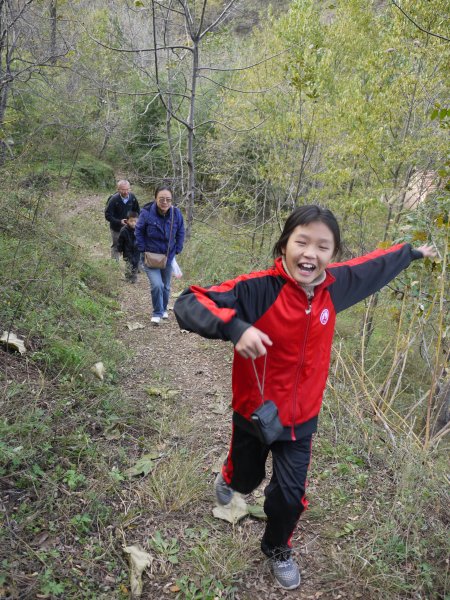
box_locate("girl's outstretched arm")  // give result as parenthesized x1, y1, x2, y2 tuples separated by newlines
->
(328, 242, 435, 314)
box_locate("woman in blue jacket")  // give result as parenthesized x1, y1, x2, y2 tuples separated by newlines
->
(135, 185, 185, 324)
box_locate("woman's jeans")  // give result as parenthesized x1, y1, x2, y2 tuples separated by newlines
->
(143, 262, 173, 317)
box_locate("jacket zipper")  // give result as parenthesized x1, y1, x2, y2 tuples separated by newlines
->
(291, 295, 312, 440)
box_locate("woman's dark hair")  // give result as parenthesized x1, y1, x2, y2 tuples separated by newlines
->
(154, 184, 173, 198)
(273, 205, 341, 258)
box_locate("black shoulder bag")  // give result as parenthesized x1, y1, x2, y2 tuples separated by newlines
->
(250, 354, 284, 445)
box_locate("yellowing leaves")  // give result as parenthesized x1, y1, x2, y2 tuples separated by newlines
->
(377, 240, 393, 250)
(145, 387, 180, 400)
(412, 230, 428, 242)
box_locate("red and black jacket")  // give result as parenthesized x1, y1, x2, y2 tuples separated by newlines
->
(174, 244, 423, 440)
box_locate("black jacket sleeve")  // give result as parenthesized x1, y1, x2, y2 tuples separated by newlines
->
(174, 271, 284, 345)
(117, 227, 126, 254)
(105, 196, 122, 229)
(328, 243, 423, 313)
(174, 284, 251, 344)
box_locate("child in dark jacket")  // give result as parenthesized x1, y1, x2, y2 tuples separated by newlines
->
(174, 205, 436, 591)
(117, 211, 140, 283)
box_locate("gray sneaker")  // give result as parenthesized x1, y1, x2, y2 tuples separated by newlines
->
(214, 472, 234, 505)
(270, 556, 301, 590)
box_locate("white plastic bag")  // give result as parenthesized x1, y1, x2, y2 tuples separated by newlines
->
(172, 257, 183, 279)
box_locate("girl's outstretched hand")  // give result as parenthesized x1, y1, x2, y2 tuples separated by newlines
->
(235, 326, 273, 359)
(417, 245, 437, 258)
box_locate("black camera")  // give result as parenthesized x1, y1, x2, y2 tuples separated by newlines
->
(250, 400, 284, 445)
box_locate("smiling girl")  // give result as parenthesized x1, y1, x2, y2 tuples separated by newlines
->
(173, 205, 435, 590)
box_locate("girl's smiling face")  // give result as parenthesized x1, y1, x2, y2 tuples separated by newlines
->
(283, 221, 336, 285)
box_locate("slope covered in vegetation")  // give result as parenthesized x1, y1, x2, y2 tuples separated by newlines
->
(1, 0, 448, 598)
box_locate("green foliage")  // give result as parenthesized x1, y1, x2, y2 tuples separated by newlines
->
(70, 513, 93, 535)
(39, 569, 66, 597)
(126, 99, 171, 178)
(149, 531, 180, 565)
(176, 575, 237, 600)
(62, 468, 87, 490)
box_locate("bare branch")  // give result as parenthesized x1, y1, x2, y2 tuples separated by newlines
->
(151, 0, 190, 129)
(196, 0, 208, 38)
(199, 0, 238, 39)
(178, 0, 195, 39)
(197, 50, 287, 72)
(82, 24, 193, 54)
(194, 117, 268, 132)
(199, 73, 281, 95)
(391, 1, 450, 42)
(153, 0, 185, 17)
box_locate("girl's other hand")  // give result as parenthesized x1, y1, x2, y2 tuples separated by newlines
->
(417, 245, 437, 258)
(235, 326, 273, 359)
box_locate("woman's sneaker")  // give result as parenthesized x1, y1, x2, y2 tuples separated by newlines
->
(270, 557, 301, 590)
(162, 311, 169, 319)
(151, 316, 161, 325)
(214, 473, 234, 505)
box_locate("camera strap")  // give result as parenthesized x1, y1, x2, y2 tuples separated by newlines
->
(251, 353, 267, 407)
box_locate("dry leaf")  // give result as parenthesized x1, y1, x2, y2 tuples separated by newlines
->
(91, 362, 105, 380)
(170, 585, 181, 592)
(0, 331, 26, 354)
(124, 452, 161, 477)
(212, 494, 248, 524)
(146, 387, 180, 400)
(211, 403, 227, 415)
(126, 321, 145, 331)
(103, 424, 122, 440)
(123, 545, 152, 598)
(246, 504, 267, 520)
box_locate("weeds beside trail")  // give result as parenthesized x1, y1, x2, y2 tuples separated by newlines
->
(1, 189, 448, 599)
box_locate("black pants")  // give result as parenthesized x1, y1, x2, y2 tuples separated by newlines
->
(222, 423, 312, 560)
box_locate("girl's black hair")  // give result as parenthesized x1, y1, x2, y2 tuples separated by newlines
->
(154, 184, 173, 198)
(273, 205, 341, 258)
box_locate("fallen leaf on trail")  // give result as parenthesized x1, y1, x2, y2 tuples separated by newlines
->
(246, 504, 267, 520)
(124, 452, 161, 477)
(213, 494, 248, 524)
(123, 545, 152, 598)
(145, 387, 180, 400)
(91, 362, 105, 380)
(170, 585, 181, 593)
(126, 321, 145, 331)
(146, 387, 166, 397)
(31, 531, 49, 547)
(0, 331, 26, 354)
(103, 423, 122, 440)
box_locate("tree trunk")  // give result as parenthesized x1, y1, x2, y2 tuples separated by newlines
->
(49, 0, 57, 65)
(186, 39, 199, 239)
